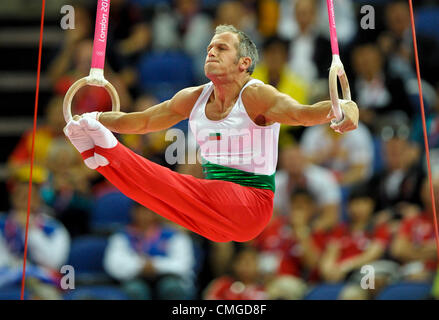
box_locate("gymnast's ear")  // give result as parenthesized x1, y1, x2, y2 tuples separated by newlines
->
(239, 56, 252, 73)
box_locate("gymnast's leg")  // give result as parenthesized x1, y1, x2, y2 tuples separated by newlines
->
(64, 118, 273, 242)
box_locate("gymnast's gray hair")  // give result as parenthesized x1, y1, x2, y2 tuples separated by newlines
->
(214, 24, 259, 75)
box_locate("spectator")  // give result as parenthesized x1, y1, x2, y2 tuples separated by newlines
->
(278, 0, 357, 48)
(286, 0, 332, 85)
(8, 95, 66, 171)
(411, 82, 439, 174)
(252, 36, 310, 143)
(378, 0, 439, 85)
(369, 114, 424, 214)
(253, 189, 330, 282)
(275, 145, 341, 231)
(47, 4, 93, 84)
(49, 38, 132, 115)
(265, 275, 307, 300)
(315, 0, 357, 47)
(300, 122, 374, 187)
(253, 36, 309, 105)
(256, 0, 279, 38)
(0, 179, 70, 299)
(151, 0, 213, 82)
(214, 1, 260, 48)
(48, 2, 149, 90)
(40, 140, 93, 237)
(208, 241, 236, 279)
(351, 43, 411, 131)
(106, 0, 151, 79)
(203, 247, 267, 300)
(390, 176, 439, 281)
(319, 185, 392, 283)
(104, 204, 196, 299)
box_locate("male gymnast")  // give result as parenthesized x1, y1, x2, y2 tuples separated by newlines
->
(64, 25, 359, 242)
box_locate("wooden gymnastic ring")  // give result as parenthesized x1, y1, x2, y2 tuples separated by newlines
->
(63, 74, 120, 123)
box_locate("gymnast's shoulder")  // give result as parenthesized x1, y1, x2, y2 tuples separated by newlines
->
(241, 81, 284, 109)
(176, 85, 206, 98)
(172, 84, 206, 104)
(168, 85, 206, 113)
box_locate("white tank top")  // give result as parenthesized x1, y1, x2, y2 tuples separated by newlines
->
(189, 79, 280, 191)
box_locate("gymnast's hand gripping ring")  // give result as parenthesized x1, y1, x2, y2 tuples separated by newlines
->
(62, 68, 120, 123)
(326, 0, 351, 124)
(328, 55, 351, 123)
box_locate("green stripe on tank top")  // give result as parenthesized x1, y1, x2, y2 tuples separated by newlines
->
(201, 159, 275, 192)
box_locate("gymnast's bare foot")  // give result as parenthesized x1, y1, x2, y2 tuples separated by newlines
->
(63, 120, 99, 169)
(78, 117, 118, 166)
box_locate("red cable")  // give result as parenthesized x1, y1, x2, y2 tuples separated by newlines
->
(20, 0, 46, 300)
(408, 0, 439, 260)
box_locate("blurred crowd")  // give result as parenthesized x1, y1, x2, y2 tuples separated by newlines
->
(2, 0, 439, 300)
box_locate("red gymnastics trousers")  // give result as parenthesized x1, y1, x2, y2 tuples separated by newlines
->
(83, 142, 274, 242)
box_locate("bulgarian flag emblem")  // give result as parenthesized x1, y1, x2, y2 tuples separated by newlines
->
(209, 133, 222, 140)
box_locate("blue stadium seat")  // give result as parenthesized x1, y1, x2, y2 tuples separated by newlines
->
(128, 0, 171, 8)
(67, 236, 110, 284)
(352, 0, 393, 5)
(372, 136, 383, 174)
(0, 286, 29, 300)
(192, 238, 205, 276)
(415, 8, 439, 42)
(63, 285, 130, 300)
(304, 283, 346, 300)
(376, 282, 433, 300)
(201, 0, 224, 9)
(138, 51, 195, 102)
(406, 79, 436, 115)
(91, 191, 134, 233)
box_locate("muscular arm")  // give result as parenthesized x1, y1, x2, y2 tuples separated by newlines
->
(97, 86, 203, 134)
(242, 83, 358, 133)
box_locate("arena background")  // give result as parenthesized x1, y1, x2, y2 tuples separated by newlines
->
(0, 0, 438, 300)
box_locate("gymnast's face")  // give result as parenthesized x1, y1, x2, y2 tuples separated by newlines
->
(204, 32, 243, 79)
